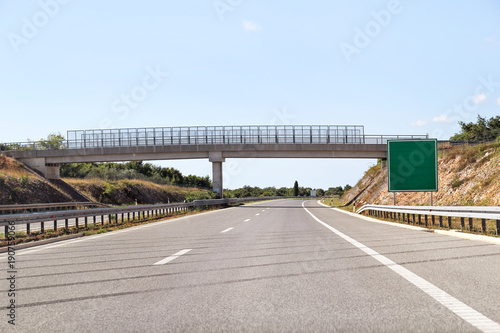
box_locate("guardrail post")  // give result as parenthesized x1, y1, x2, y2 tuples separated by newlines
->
(85, 216, 88, 228)
(469, 218, 473, 232)
(448, 216, 451, 229)
(75, 217, 79, 229)
(497, 220, 500, 235)
(4, 226, 7, 238)
(26, 223, 30, 235)
(101, 215, 104, 226)
(41, 221, 44, 233)
(93, 216, 96, 226)
(412, 214, 415, 224)
(418, 215, 421, 225)
(481, 219, 486, 233)
(461, 217, 465, 230)
(65, 219, 69, 229)
(424, 215, 428, 226)
(108, 214, 112, 224)
(439, 216, 443, 228)
(431, 215, 435, 226)
(54, 220, 57, 231)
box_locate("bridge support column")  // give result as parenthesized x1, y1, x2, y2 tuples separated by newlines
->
(19, 158, 60, 179)
(209, 152, 225, 198)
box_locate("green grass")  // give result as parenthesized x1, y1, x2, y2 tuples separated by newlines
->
(321, 198, 343, 207)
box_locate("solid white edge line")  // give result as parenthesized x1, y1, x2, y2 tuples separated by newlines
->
(153, 249, 192, 265)
(303, 201, 500, 333)
(221, 227, 234, 233)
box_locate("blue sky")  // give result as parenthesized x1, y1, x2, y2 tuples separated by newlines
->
(1, 1, 499, 190)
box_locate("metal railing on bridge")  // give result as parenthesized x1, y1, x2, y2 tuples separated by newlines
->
(0, 125, 428, 151)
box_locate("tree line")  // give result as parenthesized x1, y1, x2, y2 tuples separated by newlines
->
(60, 161, 212, 189)
(451, 115, 500, 142)
(224, 182, 351, 198)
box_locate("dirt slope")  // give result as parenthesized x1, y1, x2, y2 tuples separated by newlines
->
(0, 155, 211, 205)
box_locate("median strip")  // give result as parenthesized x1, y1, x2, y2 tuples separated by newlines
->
(153, 249, 192, 265)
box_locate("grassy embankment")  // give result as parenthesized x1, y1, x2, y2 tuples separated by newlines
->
(0, 155, 218, 245)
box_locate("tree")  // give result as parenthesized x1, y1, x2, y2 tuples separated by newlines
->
(31, 133, 65, 150)
(451, 115, 500, 142)
(293, 180, 299, 196)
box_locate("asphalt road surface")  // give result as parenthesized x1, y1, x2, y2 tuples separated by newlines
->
(1, 199, 500, 332)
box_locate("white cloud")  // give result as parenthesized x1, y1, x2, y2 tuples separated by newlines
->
(484, 36, 496, 43)
(473, 92, 487, 104)
(410, 120, 428, 127)
(242, 20, 262, 32)
(432, 114, 453, 123)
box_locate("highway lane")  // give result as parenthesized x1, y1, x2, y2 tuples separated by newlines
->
(1, 199, 500, 332)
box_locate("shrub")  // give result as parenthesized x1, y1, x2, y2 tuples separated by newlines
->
(451, 176, 465, 189)
(20, 175, 30, 185)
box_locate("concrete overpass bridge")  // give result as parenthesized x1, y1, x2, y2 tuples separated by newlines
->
(1, 125, 427, 196)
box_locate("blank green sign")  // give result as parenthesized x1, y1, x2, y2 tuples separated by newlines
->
(388, 139, 438, 192)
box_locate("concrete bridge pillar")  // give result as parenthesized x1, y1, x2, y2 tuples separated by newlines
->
(19, 157, 61, 179)
(209, 152, 225, 198)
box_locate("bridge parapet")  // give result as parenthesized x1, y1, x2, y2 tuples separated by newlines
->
(1, 125, 426, 151)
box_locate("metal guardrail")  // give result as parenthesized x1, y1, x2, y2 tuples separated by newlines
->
(0, 125, 428, 151)
(356, 204, 500, 235)
(0, 202, 108, 215)
(0, 196, 290, 236)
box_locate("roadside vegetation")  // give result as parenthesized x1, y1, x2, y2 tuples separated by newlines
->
(450, 115, 500, 142)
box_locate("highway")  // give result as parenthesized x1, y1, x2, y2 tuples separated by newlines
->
(1, 199, 500, 332)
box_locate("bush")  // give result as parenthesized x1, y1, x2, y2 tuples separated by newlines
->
(185, 191, 219, 202)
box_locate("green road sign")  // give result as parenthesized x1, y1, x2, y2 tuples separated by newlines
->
(387, 139, 438, 192)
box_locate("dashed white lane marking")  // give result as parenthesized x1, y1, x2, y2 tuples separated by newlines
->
(244, 219, 251, 222)
(255, 213, 260, 216)
(302, 201, 500, 333)
(153, 249, 192, 265)
(221, 227, 234, 233)
(262, 210, 266, 212)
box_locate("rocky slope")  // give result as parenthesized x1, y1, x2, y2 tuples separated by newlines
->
(342, 142, 500, 206)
